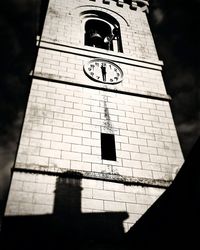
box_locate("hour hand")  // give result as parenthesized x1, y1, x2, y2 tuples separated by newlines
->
(101, 64, 106, 82)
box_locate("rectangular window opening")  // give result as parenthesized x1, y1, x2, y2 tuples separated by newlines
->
(101, 133, 116, 161)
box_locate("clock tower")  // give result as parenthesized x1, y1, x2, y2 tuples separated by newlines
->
(3, 0, 184, 248)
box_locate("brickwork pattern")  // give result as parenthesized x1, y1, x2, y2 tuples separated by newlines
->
(34, 46, 166, 97)
(42, 0, 159, 61)
(5, 172, 164, 232)
(16, 79, 183, 181)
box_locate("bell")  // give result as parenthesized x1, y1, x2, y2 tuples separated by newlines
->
(89, 31, 103, 47)
(113, 27, 119, 36)
(104, 36, 111, 44)
(90, 31, 103, 42)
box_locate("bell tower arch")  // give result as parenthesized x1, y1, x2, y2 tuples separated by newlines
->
(3, 0, 184, 244)
(83, 10, 123, 52)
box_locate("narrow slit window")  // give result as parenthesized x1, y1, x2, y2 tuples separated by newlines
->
(101, 133, 116, 161)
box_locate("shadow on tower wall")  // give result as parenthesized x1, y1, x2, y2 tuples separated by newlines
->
(1, 137, 200, 249)
(0, 171, 128, 250)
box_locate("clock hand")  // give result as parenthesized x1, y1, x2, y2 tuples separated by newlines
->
(101, 64, 106, 82)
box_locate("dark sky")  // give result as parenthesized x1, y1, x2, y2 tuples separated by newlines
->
(0, 0, 200, 224)
(148, 0, 200, 157)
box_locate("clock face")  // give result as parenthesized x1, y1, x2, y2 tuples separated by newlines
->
(84, 58, 123, 84)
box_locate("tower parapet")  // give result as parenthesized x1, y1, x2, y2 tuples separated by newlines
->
(90, 0, 150, 12)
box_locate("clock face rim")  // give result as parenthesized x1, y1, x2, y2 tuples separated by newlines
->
(83, 58, 123, 84)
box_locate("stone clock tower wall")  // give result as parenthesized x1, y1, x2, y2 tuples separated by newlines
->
(3, 0, 184, 235)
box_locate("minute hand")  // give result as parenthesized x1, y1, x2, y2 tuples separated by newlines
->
(101, 64, 106, 82)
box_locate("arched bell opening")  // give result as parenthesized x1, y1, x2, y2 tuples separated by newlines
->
(85, 19, 118, 51)
(82, 10, 123, 52)
(85, 19, 113, 50)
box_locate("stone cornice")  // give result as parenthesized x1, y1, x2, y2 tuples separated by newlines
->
(38, 40, 164, 71)
(14, 164, 171, 188)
